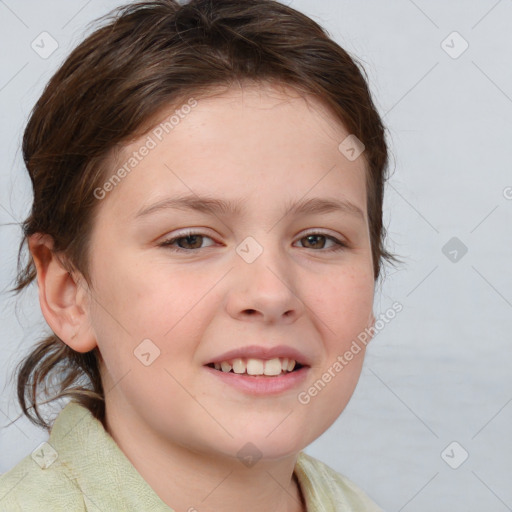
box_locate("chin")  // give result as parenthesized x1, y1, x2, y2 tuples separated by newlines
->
(229, 429, 307, 461)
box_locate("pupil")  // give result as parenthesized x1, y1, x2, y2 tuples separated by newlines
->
(180, 235, 201, 249)
(305, 235, 323, 248)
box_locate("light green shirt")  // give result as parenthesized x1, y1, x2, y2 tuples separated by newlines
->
(0, 401, 383, 511)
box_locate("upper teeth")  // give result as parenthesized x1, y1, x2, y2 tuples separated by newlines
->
(213, 358, 296, 376)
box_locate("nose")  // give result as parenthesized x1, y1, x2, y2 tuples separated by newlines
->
(225, 239, 305, 324)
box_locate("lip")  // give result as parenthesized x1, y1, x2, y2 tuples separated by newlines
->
(203, 364, 310, 395)
(204, 344, 311, 366)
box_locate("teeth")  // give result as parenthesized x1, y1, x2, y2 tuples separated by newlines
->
(247, 359, 264, 375)
(213, 357, 298, 376)
(220, 361, 232, 373)
(264, 358, 282, 376)
(232, 358, 245, 374)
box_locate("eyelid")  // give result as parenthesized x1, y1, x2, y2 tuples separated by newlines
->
(300, 227, 346, 240)
(159, 228, 216, 248)
(158, 227, 349, 252)
(162, 227, 345, 240)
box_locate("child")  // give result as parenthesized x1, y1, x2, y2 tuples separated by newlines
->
(0, 0, 394, 510)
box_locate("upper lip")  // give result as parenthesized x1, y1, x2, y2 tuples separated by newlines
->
(205, 345, 311, 367)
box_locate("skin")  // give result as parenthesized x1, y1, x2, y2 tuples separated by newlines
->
(29, 82, 376, 512)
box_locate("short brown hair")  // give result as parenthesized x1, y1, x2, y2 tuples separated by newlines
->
(7, 0, 395, 431)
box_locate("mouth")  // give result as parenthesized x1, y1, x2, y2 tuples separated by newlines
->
(205, 357, 305, 377)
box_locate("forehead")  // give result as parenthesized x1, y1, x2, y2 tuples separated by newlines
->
(96, 82, 368, 221)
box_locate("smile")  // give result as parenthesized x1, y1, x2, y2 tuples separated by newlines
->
(206, 357, 303, 376)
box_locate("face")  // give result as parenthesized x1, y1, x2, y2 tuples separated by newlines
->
(84, 82, 375, 461)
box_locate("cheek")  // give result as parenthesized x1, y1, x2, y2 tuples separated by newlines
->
(89, 250, 190, 335)
(305, 264, 374, 342)
(297, 271, 372, 439)
(88, 251, 212, 381)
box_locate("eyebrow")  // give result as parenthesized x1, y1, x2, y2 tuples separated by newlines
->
(135, 194, 365, 220)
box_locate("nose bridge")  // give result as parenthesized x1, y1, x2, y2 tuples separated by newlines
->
(235, 232, 287, 285)
(230, 231, 302, 321)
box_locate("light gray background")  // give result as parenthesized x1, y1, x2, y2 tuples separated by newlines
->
(1, 1, 511, 511)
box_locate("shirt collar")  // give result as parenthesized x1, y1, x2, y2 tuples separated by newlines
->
(49, 400, 332, 511)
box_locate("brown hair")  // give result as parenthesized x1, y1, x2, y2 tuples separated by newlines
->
(6, 0, 396, 431)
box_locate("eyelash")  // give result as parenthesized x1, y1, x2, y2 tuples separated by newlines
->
(158, 229, 348, 253)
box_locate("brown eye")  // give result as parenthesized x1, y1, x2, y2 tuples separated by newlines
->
(159, 231, 347, 253)
(300, 234, 327, 249)
(174, 234, 204, 250)
(296, 233, 346, 252)
(160, 232, 215, 252)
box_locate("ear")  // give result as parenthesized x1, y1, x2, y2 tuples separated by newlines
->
(28, 233, 97, 353)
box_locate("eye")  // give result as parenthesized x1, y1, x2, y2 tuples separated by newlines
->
(159, 229, 347, 253)
(294, 231, 347, 252)
(159, 230, 216, 252)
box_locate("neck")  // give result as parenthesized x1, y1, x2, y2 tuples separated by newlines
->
(104, 402, 306, 512)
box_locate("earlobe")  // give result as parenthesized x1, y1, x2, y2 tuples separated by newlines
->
(28, 233, 97, 353)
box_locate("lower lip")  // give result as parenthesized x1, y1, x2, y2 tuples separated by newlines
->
(203, 366, 309, 395)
